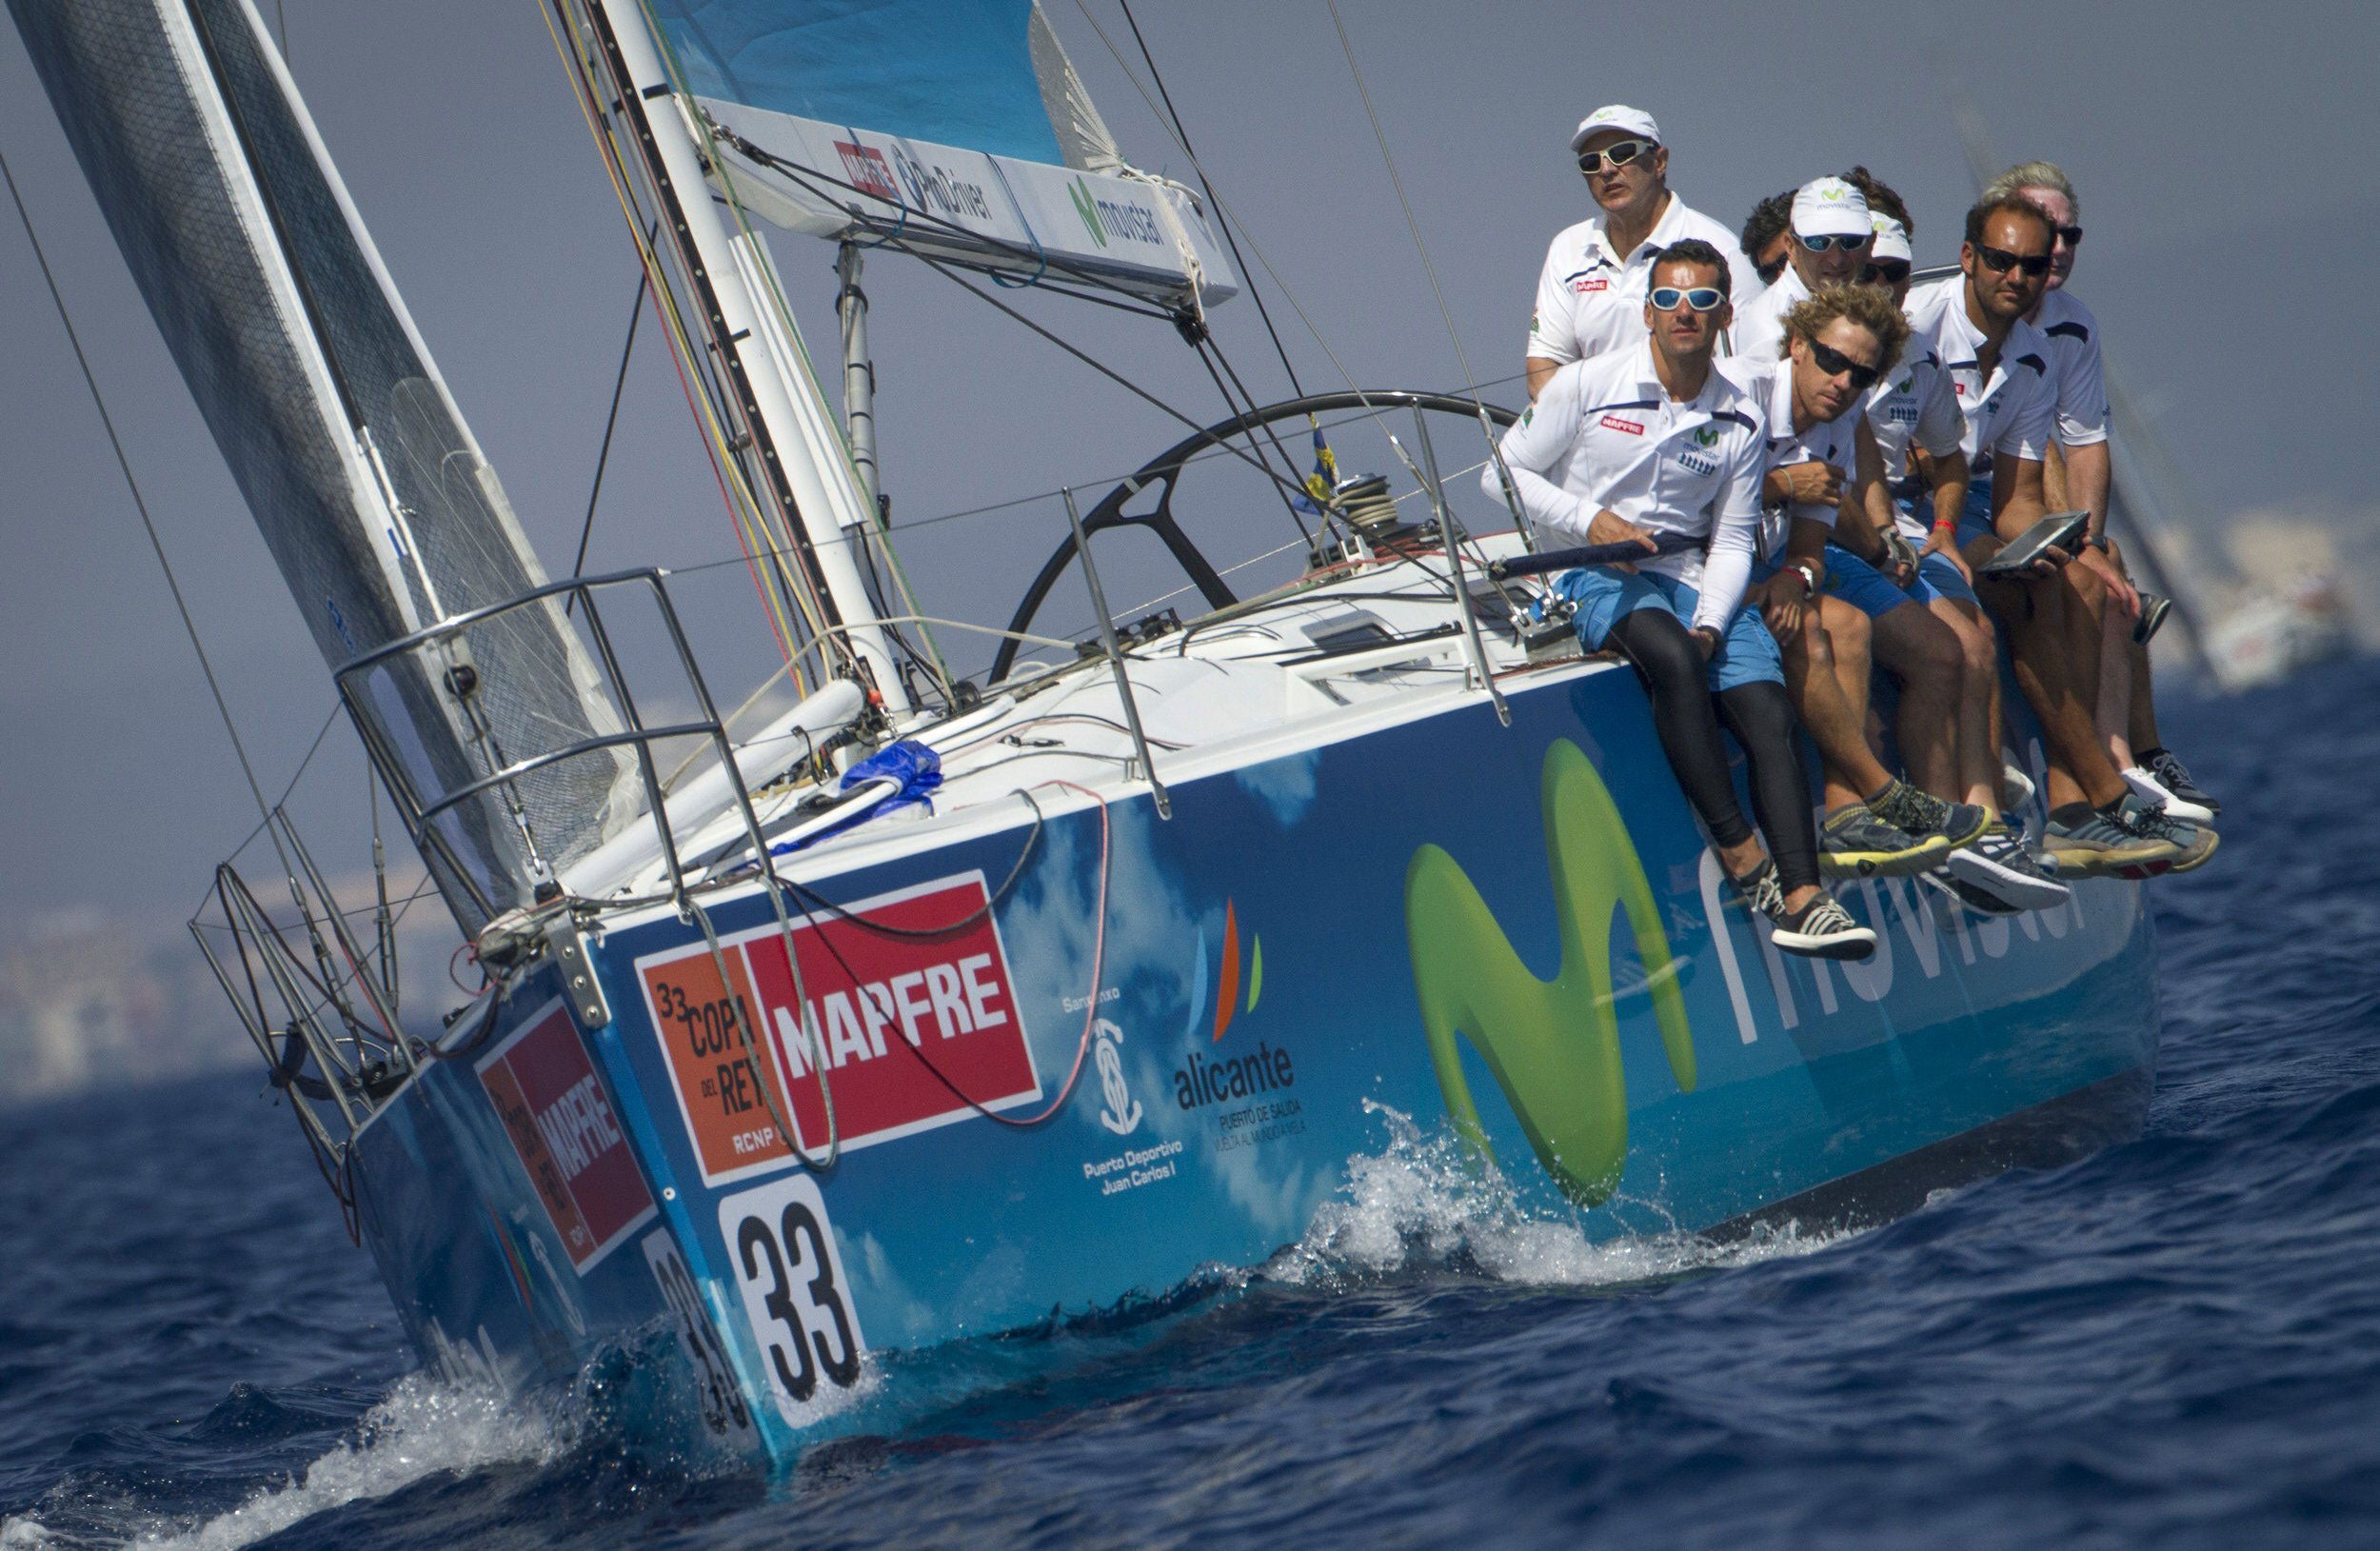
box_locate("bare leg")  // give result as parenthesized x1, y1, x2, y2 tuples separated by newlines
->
(2094, 582, 2135, 771)
(2129, 637, 2161, 753)
(1777, 604, 1895, 813)
(1868, 598, 1963, 801)
(1931, 596, 2003, 817)
(1980, 572, 2131, 811)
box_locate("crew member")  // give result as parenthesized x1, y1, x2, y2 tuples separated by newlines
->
(1984, 160, 2219, 825)
(1737, 189, 1795, 288)
(1909, 195, 2211, 875)
(1832, 213, 2070, 912)
(1735, 177, 1873, 362)
(1723, 284, 1986, 880)
(1491, 240, 1875, 959)
(1523, 105, 1742, 400)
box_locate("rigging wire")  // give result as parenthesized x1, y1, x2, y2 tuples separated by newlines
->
(1101, 0, 1305, 400)
(2, 142, 293, 871)
(565, 229, 654, 615)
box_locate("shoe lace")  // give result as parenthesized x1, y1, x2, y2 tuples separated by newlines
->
(2120, 803, 2190, 843)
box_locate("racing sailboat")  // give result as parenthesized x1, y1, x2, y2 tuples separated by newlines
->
(11, 0, 2158, 1465)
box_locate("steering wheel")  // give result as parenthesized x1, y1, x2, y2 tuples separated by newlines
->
(988, 389, 1519, 684)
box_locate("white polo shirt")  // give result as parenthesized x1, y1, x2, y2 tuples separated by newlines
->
(1523, 190, 1744, 368)
(1731, 265, 1807, 364)
(1864, 332, 1964, 544)
(1719, 357, 1857, 564)
(1904, 276, 2056, 476)
(2031, 287, 2110, 447)
(1488, 342, 1767, 633)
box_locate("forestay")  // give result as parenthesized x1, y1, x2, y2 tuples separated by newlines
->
(643, 0, 1240, 306)
(9, 0, 641, 930)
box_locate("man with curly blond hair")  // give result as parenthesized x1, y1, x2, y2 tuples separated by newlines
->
(1726, 284, 1987, 882)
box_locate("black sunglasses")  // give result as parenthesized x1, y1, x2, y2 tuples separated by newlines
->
(1806, 338, 1882, 391)
(1974, 243, 2053, 278)
(2053, 223, 2084, 246)
(1577, 138, 1655, 174)
(1861, 260, 1912, 286)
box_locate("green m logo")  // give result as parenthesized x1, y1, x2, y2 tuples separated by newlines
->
(1404, 740, 1694, 1205)
(1068, 177, 1106, 248)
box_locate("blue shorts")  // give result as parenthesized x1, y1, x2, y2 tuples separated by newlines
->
(1556, 566, 1785, 691)
(1953, 480, 1996, 549)
(1825, 545, 1979, 616)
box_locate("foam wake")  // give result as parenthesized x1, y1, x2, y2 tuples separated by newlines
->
(8, 1373, 562, 1551)
(1261, 1103, 1851, 1290)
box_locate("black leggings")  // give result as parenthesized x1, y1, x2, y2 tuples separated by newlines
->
(1605, 607, 1820, 893)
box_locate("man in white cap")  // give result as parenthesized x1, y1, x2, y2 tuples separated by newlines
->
(1522, 105, 1742, 400)
(1735, 177, 1873, 363)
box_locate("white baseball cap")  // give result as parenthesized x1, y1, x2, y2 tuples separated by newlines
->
(1791, 177, 1871, 239)
(1570, 105, 1660, 153)
(1869, 214, 1913, 263)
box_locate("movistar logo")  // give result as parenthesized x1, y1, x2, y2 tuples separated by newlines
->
(1692, 426, 1720, 448)
(1403, 740, 1694, 1206)
(1069, 177, 1106, 248)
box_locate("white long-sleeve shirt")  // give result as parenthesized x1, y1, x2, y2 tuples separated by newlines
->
(1487, 342, 1768, 633)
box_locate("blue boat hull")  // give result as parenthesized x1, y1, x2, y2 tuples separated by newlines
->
(347, 660, 2157, 1462)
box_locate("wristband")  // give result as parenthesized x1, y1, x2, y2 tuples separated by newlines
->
(1787, 560, 1821, 593)
(1931, 516, 1958, 531)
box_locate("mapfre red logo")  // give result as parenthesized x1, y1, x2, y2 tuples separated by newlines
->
(1572, 277, 1610, 293)
(833, 139, 899, 203)
(1600, 415, 1645, 435)
(638, 873, 1042, 1185)
(476, 1000, 655, 1269)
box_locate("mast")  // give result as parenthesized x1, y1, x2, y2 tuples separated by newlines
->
(567, 0, 911, 715)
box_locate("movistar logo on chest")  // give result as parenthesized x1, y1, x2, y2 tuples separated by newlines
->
(1068, 176, 1167, 249)
(1676, 449, 1719, 477)
(1691, 425, 1720, 447)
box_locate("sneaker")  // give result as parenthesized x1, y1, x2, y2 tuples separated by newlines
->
(1820, 803, 1949, 879)
(2133, 591, 2173, 645)
(2043, 800, 2182, 877)
(1868, 779, 1991, 850)
(1767, 890, 1878, 961)
(1731, 857, 1786, 913)
(2112, 790, 2218, 874)
(1943, 823, 2073, 911)
(2142, 746, 2219, 818)
(2001, 762, 2036, 815)
(2121, 766, 2215, 827)
(1923, 864, 2023, 916)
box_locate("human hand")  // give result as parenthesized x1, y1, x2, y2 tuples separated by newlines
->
(1920, 526, 1973, 583)
(1756, 575, 1804, 642)
(2076, 543, 2140, 617)
(1585, 508, 1658, 572)
(1690, 625, 1721, 661)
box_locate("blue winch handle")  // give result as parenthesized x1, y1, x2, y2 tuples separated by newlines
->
(1489, 530, 1701, 580)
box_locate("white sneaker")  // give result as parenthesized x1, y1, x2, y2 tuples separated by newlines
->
(2121, 766, 2215, 826)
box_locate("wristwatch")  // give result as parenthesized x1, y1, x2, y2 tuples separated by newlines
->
(1787, 559, 1821, 593)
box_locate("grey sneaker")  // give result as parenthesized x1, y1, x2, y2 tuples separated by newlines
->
(2144, 747, 2219, 817)
(1869, 778, 1990, 850)
(1732, 858, 1787, 916)
(2043, 799, 2182, 877)
(1944, 823, 2073, 911)
(1820, 802, 1949, 879)
(1768, 890, 1878, 961)
(2112, 790, 2218, 874)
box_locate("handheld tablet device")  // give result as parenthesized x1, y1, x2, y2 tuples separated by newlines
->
(1976, 509, 2091, 578)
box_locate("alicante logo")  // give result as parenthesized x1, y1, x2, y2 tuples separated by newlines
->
(1069, 177, 1106, 248)
(1403, 740, 1694, 1206)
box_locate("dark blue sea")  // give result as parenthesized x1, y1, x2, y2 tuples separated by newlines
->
(6, 655, 2378, 1551)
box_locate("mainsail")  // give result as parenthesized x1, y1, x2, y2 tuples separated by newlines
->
(10, 0, 639, 929)
(645, 0, 1239, 306)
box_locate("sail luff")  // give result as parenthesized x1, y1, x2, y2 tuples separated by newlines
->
(9, 0, 644, 929)
(577, 0, 911, 711)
